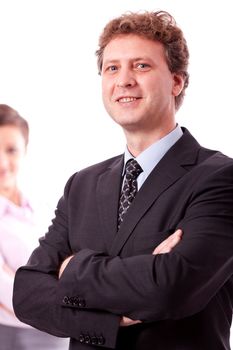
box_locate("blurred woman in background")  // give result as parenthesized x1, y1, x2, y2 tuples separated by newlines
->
(0, 104, 68, 350)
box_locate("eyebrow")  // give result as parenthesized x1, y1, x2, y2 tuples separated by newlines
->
(103, 57, 153, 66)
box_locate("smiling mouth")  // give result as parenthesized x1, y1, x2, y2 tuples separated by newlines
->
(117, 97, 140, 103)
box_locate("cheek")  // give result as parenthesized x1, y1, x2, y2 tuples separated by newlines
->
(9, 163, 19, 175)
(102, 78, 115, 98)
(102, 81, 107, 102)
(141, 78, 161, 98)
(102, 90, 109, 111)
(102, 83, 115, 113)
(10, 156, 23, 173)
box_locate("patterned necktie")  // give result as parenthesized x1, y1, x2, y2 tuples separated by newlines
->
(118, 158, 143, 229)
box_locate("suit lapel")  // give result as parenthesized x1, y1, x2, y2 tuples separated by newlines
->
(109, 129, 201, 256)
(96, 156, 124, 251)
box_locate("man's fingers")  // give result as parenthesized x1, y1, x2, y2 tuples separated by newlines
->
(152, 229, 182, 255)
(120, 316, 142, 327)
(58, 255, 74, 279)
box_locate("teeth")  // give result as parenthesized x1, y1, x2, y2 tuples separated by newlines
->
(118, 97, 137, 103)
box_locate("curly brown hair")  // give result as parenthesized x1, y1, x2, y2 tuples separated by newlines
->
(0, 104, 29, 145)
(96, 11, 189, 110)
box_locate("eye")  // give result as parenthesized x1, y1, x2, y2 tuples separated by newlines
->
(6, 147, 18, 155)
(136, 63, 150, 70)
(106, 65, 118, 73)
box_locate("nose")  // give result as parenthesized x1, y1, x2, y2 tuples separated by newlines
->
(117, 78, 136, 88)
(116, 68, 136, 88)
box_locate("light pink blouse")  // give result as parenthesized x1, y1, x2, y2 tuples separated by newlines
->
(0, 195, 47, 328)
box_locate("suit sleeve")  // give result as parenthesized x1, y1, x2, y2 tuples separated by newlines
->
(13, 174, 120, 349)
(56, 162, 233, 322)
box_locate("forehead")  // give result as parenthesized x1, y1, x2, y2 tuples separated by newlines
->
(0, 125, 25, 145)
(102, 34, 165, 63)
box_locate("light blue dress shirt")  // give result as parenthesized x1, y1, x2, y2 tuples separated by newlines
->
(123, 125, 183, 190)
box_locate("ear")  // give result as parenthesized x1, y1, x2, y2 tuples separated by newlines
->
(172, 73, 184, 97)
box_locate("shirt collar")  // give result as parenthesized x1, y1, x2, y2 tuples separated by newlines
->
(123, 124, 183, 177)
(0, 194, 33, 218)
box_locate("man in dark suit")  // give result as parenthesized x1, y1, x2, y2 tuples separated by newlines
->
(13, 10, 233, 350)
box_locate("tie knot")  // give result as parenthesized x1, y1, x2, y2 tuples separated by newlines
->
(125, 159, 143, 179)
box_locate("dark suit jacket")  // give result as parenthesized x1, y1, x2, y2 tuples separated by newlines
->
(13, 128, 233, 349)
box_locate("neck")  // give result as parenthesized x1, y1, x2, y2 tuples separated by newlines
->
(124, 122, 176, 157)
(0, 186, 21, 206)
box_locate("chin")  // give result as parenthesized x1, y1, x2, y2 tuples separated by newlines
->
(111, 113, 141, 127)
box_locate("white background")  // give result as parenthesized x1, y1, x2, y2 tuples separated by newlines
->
(0, 0, 232, 344)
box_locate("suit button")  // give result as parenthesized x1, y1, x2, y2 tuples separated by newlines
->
(91, 336, 98, 345)
(97, 335, 105, 345)
(79, 334, 85, 343)
(72, 297, 79, 306)
(84, 335, 91, 344)
(69, 297, 74, 305)
(78, 299, 86, 307)
(62, 296, 70, 305)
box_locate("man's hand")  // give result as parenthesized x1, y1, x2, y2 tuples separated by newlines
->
(58, 255, 74, 279)
(152, 229, 182, 255)
(60, 231, 183, 326)
(120, 316, 142, 327)
(120, 229, 183, 326)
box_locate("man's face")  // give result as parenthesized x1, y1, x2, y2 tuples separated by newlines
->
(101, 34, 183, 134)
